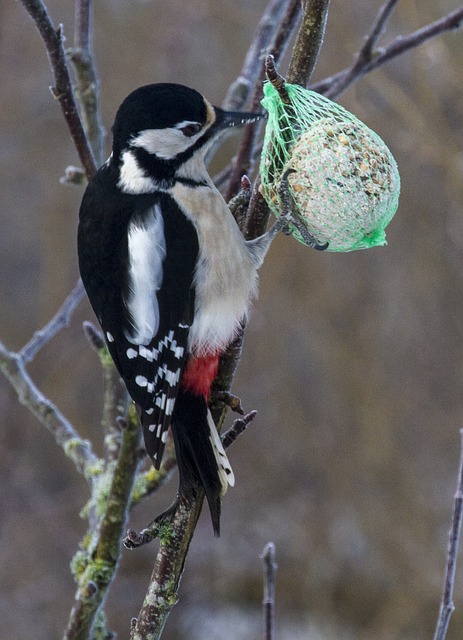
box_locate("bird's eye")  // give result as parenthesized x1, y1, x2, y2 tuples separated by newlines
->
(180, 123, 202, 137)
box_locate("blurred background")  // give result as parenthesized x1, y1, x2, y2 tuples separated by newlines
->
(1, 1, 463, 638)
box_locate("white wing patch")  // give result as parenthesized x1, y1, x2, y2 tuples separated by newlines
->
(124, 205, 166, 344)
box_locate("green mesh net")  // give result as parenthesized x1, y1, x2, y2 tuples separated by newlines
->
(259, 82, 400, 252)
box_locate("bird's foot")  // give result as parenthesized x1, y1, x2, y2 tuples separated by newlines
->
(124, 498, 182, 549)
(277, 168, 329, 251)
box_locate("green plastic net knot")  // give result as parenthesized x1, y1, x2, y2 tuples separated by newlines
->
(259, 82, 400, 252)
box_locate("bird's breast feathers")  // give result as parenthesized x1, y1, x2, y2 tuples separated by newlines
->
(169, 182, 259, 355)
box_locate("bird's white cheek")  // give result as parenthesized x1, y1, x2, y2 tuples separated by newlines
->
(131, 128, 200, 160)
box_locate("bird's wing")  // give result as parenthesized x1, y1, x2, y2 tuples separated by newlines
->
(104, 194, 199, 467)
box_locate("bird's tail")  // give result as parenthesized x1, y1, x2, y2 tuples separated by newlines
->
(171, 389, 234, 535)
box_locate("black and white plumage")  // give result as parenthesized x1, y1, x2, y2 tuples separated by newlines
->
(78, 83, 281, 534)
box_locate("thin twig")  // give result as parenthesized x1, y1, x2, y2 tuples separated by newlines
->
(74, 0, 91, 51)
(20, 0, 97, 178)
(82, 322, 130, 463)
(360, 0, 399, 60)
(69, 0, 105, 165)
(221, 410, 258, 450)
(314, 5, 463, 99)
(0, 341, 100, 482)
(101, 366, 129, 463)
(223, 0, 290, 111)
(209, 331, 246, 428)
(224, 0, 302, 203)
(19, 279, 85, 363)
(317, 0, 398, 97)
(83, 320, 105, 351)
(265, 55, 290, 103)
(227, 175, 253, 231)
(433, 429, 463, 640)
(261, 542, 277, 640)
(129, 455, 177, 508)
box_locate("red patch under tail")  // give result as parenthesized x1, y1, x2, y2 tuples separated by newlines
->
(180, 353, 220, 399)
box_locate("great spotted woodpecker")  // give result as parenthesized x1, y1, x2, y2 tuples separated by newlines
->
(78, 83, 282, 535)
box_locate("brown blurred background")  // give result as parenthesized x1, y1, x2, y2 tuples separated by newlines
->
(2, 1, 463, 638)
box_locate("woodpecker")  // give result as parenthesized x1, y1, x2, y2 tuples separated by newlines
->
(78, 83, 282, 535)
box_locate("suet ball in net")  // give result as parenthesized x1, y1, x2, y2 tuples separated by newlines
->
(259, 82, 400, 252)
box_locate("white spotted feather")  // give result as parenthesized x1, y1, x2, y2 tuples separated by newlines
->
(206, 409, 235, 495)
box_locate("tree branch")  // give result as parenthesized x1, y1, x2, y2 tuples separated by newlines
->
(68, 0, 105, 165)
(313, 4, 463, 99)
(221, 410, 258, 449)
(359, 0, 399, 60)
(83, 322, 130, 463)
(433, 429, 463, 640)
(19, 279, 85, 364)
(223, 0, 290, 112)
(0, 341, 100, 482)
(20, 0, 97, 179)
(244, 0, 331, 241)
(261, 542, 277, 640)
(129, 499, 203, 640)
(287, 0, 331, 86)
(65, 411, 142, 640)
(223, 0, 302, 203)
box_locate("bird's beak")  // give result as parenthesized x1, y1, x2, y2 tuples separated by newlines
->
(212, 107, 266, 133)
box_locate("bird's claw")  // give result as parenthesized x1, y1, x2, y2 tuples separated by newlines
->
(215, 391, 245, 415)
(277, 168, 329, 251)
(124, 498, 182, 548)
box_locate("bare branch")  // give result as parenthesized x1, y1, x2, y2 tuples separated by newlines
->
(221, 410, 258, 449)
(69, 0, 105, 164)
(74, 0, 92, 51)
(360, 0, 399, 60)
(129, 455, 177, 508)
(19, 279, 85, 363)
(82, 322, 130, 462)
(65, 410, 142, 640)
(101, 363, 129, 463)
(83, 320, 106, 351)
(209, 331, 246, 427)
(223, 0, 291, 111)
(20, 0, 97, 178)
(223, 0, 302, 202)
(0, 341, 100, 482)
(129, 498, 204, 640)
(287, 0, 331, 86)
(265, 54, 291, 103)
(261, 542, 277, 640)
(433, 429, 463, 640)
(313, 5, 463, 99)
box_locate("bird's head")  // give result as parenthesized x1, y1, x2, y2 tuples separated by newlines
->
(110, 83, 264, 193)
